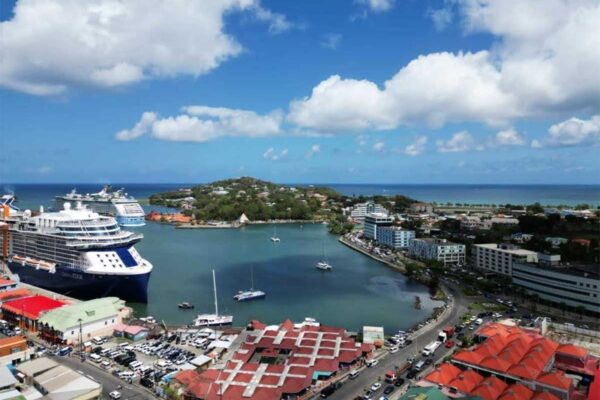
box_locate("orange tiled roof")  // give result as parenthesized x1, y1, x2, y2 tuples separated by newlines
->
(557, 344, 588, 359)
(536, 372, 572, 391)
(425, 363, 462, 386)
(498, 383, 534, 400)
(470, 376, 508, 400)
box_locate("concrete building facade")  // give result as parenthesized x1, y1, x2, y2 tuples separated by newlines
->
(474, 243, 538, 276)
(409, 238, 465, 265)
(512, 262, 600, 314)
(363, 213, 394, 240)
(376, 227, 415, 249)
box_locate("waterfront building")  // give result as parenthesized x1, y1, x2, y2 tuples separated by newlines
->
(376, 227, 415, 249)
(512, 261, 600, 314)
(363, 212, 394, 240)
(37, 297, 129, 345)
(113, 324, 149, 341)
(171, 319, 373, 399)
(1, 295, 66, 333)
(451, 322, 599, 400)
(474, 243, 538, 276)
(409, 238, 465, 265)
(348, 201, 389, 222)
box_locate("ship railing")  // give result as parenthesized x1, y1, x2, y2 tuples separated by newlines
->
(64, 233, 143, 248)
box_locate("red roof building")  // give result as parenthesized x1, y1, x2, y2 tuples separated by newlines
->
(1, 295, 66, 333)
(450, 323, 599, 400)
(174, 320, 372, 400)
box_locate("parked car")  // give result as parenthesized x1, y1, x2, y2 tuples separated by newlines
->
(109, 391, 121, 399)
(445, 340, 455, 348)
(370, 382, 382, 391)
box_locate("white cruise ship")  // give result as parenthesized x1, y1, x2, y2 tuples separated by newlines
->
(0, 196, 152, 302)
(55, 186, 145, 227)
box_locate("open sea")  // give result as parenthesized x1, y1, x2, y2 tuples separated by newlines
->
(1, 183, 598, 332)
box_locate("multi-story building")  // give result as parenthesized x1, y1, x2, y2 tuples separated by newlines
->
(409, 238, 465, 265)
(512, 261, 600, 314)
(363, 213, 394, 240)
(376, 227, 415, 249)
(474, 243, 538, 276)
(349, 201, 389, 221)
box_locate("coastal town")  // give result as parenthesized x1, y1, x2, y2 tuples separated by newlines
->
(0, 181, 598, 400)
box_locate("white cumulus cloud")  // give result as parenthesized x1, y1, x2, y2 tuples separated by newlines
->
(493, 128, 526, 146)
(546, 115, 600, 146)
(372, 141, 385, 152)
(404, 136, 428, 156)
(288, 0, 600, 132)
(356, 0, 395, 13)
(0, 0, 291, 95)
(436, 131, 476, 153)
(320, 34, 342, 50)
(263, 147, 288, 161)
(116, 106, 283, 143)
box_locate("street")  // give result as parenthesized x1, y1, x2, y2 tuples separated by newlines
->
(326, 283, 470, 400)
(50, 354, 154, 399)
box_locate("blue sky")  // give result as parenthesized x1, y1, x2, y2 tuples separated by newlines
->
(1, 0, 599, 184)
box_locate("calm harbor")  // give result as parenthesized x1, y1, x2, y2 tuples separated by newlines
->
(132, 222, 442, 332)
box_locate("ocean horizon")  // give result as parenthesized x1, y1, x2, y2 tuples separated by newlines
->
(3, 182, 599, 207)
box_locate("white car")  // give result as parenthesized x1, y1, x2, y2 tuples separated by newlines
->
(366, 359, 379, 367)
(101, 361, 111, 369)
(389, 346, 399, 354)
(371, 382, 382, 391)
(109, 391, 121, 399)
(119, 370, 135, 379)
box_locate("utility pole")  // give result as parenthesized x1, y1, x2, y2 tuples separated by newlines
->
(78, 318, 83, 354)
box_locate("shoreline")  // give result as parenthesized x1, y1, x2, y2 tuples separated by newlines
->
(170, 219, 325, 229)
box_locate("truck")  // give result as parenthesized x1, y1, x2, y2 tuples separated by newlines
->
(437, 331, 448, 343)
(385, 370, 397, 383)
(422, 341, 442, 357)
(443, 326, 455, 338)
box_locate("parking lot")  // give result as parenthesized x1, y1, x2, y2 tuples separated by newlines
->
(78, 326, 240, 394)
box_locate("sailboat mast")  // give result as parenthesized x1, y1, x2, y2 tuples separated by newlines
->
(213, 269, 219, 317)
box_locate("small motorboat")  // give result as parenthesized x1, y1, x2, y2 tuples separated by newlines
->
(178, 302, 194, 309)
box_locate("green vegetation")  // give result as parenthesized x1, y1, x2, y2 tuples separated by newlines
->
(150, 177, 334, 222)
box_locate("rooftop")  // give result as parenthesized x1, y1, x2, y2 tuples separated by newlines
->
(514, 261, 599, 280)
(2, 295, 66, 320)
(37, 297, 126, 332)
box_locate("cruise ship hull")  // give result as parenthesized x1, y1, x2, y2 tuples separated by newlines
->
(8, 261, 151, 303)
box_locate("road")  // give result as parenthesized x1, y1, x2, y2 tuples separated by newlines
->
(51, 354, 155, 399)
(327, 283, 470, 400)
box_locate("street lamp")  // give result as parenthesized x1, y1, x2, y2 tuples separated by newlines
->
(78, 318, 83, 354)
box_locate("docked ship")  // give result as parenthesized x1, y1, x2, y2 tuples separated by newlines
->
(0, 196, 152, 303)
(55, 186, 145, 227)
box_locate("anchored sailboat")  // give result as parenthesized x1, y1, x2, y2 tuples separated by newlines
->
(316, 241, 333, 271)
(234, 265, 266, 302)
(194, 270, 233, 327)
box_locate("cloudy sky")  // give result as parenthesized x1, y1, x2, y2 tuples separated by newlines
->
(1, 0, 599, 184)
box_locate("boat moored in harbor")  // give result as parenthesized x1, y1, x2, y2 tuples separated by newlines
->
(194, 270, 233, 327)
(55, 186, 145, 227)
(0, 196, 152, 303)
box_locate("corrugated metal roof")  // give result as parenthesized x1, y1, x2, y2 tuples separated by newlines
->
(37, 297, 125, 331)
(16, 357, 58, 377)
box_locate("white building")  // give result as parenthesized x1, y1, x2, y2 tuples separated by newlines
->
(408, 238, 465, 265)
(481, 217, 520, 230)
(512, 261, 600, 314)
(349, 201, 389, 222)
(376, 227, 415, 249)
(363, 213, 394, 240)
(37, 297, 130, 344)
(460, 216, 481, 230)
(474, 243, 538, 276)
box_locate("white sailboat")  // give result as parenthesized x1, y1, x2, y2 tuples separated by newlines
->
(234, 266, 266, 302)
(270, 225, 280, 242)
(194, 270, 233, 327)
(316, 242, 332, 271)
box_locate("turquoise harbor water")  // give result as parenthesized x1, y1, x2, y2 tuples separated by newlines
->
(4, 184, 446, 332)
(3, 183, 598, 331)
(132, 222, 442, 331)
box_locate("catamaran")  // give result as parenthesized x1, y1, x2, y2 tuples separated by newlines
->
(316, 241, 333, 271)
(234, 266, 266, 301)
(193, 270, 233, 327)
(270, 226, 280, 242)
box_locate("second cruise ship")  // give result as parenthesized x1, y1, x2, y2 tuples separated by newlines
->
(0, 195, 152, 303)
(55, 186, 145, 227)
